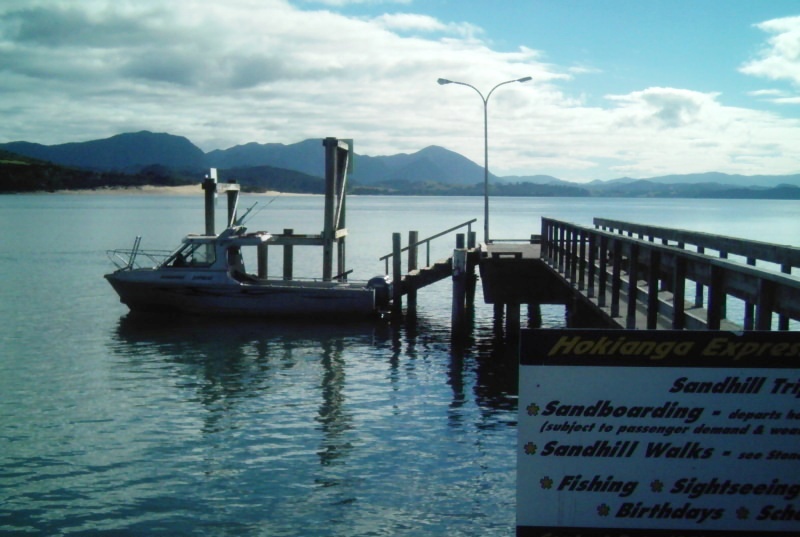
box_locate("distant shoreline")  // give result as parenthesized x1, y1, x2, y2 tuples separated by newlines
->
(55, 184, 310, 196)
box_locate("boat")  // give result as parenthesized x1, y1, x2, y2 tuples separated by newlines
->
(105, 225, 392, 318)
(105, 138, 392, 318)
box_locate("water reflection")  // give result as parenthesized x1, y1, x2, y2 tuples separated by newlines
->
(95, 308, 522, 534)
(110, 309, 519, 427)
(111, 313, 387, 421)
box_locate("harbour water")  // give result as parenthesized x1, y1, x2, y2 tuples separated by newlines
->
(1, 193, 797, 536)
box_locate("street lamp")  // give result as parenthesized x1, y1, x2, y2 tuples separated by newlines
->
(438, 76, 532, 244)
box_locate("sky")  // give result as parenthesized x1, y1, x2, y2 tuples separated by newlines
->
(1, 0, 799, 182)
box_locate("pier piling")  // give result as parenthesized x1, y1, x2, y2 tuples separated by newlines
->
(407, 231, 418, 311)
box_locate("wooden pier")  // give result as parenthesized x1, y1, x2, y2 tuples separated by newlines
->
(385, 217, 800, 333)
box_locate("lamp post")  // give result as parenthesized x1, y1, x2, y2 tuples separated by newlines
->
(438, 76, 531, 244)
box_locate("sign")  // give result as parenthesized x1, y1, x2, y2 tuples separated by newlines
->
(518, 329, 800, 537)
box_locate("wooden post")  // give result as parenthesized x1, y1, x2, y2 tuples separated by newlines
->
(646, 250, 660, 329)
(672, 256, 686, 330)
(743, 257, 756, 330)
(755, 278, 775, 330)
(695, 246, 705, 307)
(611, 240, 622, 318)
(336, 148, 347, 280)
(451, 247, 468, 336)
(568, 227, 577, 285)
(203, 178, 216, 236)
(392, 232, 402, 311)
(494, 303, 504, 325)
(626, 243, 639, 329)
(598, 235, 608, 308)
(407, 231, 418, 311)
(587, 234, 597, 299)
(577, 229, 586, 291)
(283, 228, 294, 281)
(527, 304, 542, 328)
(322, 138, 338, 281)
(257, 243, 268, 278)
(779, 263, 790, 330)
(707, 265, 725, 330)
(506, 302, 520, 340)
(337, 239, 346, 280)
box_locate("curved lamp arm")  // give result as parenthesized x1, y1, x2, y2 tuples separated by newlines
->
(437, 76, 532, 243)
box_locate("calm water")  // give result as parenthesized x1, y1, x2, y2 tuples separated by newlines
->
(1, 194, 797, 536)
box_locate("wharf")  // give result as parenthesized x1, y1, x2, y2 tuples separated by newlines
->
(386, 219, 800, 334)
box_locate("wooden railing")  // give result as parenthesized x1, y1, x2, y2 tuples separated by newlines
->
(379, 218, 477, 273)
(541, 217, 800, 331)
(594, 218, 800, 274)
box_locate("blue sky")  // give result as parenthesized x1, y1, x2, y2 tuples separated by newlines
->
(345, 0, 799, 110)
(1, 0, 798, 182)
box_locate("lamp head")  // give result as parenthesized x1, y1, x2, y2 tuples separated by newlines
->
(437, 78, 452, 85)
(517, 76, 532, 83)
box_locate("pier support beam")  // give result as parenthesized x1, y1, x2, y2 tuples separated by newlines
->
(392, 232, 403, 312)
(527, 304, 542, 328)
(283, 228, 294, 280)
(258, 243, 268, 278)
(451, 247, 468, 337)
(407, 231, 418, 311)
(505, 302, 520, 340)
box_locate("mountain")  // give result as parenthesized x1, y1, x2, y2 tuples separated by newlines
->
(206, 139, 324, 176)
(353, 145, 497, 185)
(3, 131, 800, 197)
(642, 171, 800, 188)
(1, 131, 206, 173)
(498, 174, 573, 186)
(208, 142, 492, 186)
(0, 150, 194, 192)
(224, 165, 325, 194)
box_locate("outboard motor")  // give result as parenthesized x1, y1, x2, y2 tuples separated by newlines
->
(367, 275, 393, 310)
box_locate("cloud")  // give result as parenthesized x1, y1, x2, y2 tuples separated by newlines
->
(304, 0, 411, 6)
(372, 12, 482, 39)
(606, 88, 716, 129)
(740, 16, 800, 94)
(0, 0, 798, 182)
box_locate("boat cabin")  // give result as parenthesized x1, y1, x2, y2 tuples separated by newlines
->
(162, 226, 271, 282)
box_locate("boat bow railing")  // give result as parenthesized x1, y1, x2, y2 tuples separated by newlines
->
(107, 237, 173, 270)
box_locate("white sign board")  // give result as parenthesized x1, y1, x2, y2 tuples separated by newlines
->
(518, 329, 800, 537)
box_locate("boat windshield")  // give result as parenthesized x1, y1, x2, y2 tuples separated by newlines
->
(164, 241, 216, 268)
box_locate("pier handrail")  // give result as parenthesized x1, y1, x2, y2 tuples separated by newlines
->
(594, 217, 800, 274)
(542, 217, 800, 331)
(379, 218, 477, 272)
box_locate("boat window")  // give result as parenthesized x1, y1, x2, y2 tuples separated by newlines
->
(167, 242, 216, 268)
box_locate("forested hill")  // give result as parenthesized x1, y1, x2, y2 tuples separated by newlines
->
(2, 131, 799, 199)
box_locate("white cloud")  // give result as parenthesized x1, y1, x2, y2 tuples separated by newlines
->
(304, 0, 411, 6)
(372, 12, 482, 39)
(740, 16, 800, 96)
(748, 89, 785, 97)
(605, 88, 718, 129)
(0, 0, 798, 182)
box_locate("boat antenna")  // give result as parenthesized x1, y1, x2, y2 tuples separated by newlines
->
(233, 194, 279, 226)
(234, 202, 259, 226)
